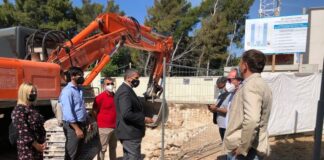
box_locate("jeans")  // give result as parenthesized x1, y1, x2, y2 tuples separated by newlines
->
(227, 148, 263, 160)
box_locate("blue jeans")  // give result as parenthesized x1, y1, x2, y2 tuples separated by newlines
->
(227, 148, 262, 160)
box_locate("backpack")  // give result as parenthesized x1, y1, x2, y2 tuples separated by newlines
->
(213, 92, 230, 124)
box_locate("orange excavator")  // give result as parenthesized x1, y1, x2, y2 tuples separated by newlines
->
(0, 13, 173, 148)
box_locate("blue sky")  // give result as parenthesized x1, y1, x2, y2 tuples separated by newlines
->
(73, 0, 324, 56)
(73, 0, 201, 23)
(3, 0, 324, 55)
(72, 0, 324, 23)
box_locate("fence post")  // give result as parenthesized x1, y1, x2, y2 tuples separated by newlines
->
(161, 57, 166, 160)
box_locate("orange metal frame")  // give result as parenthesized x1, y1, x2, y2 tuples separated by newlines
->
(0, 13, 173, 102)
(48, 13, 173, 86)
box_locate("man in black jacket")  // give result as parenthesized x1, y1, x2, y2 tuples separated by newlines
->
(114, 69, 153, 160)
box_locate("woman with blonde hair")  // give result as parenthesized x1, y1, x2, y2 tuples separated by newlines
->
(11, 82, 46, 160)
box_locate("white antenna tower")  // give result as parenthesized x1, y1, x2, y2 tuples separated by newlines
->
(259, 0, 282, 18)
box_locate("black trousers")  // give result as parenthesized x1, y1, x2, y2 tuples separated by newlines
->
(219, 127, 226, 141)
(63, 121, 86, 160)
(120, 139, 142, 160)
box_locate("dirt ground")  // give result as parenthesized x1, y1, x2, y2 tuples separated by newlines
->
(197, 133, 324, 160)
(99, 129, 324, 160)
(98, 104, 324, 160)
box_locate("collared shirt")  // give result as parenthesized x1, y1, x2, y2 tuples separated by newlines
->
(59, 82, 87, 123)
(216, 92, 234, 128)
(93, 91, 116, 128)
(123, 81, 132, 88)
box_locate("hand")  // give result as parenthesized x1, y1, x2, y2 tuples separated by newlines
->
(232, 148, 240, 156)
(208, 104, 217, 112)
(87, 124, 93, 132)
(75, 128, 84, 139)
(145, 117, 154, 123)
(32, 141, 46, 152)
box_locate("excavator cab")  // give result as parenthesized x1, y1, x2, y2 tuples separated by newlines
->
(0, 26, 35, 59)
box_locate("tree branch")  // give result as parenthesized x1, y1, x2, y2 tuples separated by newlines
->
(173, 45, 198, 61)
(213, 0, 219, 16)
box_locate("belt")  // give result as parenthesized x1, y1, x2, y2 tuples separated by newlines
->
(63, 121, 87, 126)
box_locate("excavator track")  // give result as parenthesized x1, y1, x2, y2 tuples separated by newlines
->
(44, 119, 65, 159)
(44, 117, 101, 160)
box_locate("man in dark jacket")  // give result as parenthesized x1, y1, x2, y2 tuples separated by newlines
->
(114, 69, 153, 160)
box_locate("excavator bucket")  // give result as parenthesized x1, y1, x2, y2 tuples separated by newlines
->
(139, 97, 169, 128)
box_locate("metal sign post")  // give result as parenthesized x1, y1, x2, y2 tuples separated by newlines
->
(313, 59, 324, 160)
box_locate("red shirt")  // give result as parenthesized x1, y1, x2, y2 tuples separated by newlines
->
(93, 91, 116, 128)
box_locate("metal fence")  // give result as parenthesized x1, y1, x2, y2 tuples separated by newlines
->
(155, 59, 224, 159)
(106, 63, 223, 78)
(102, 60, 224, 159)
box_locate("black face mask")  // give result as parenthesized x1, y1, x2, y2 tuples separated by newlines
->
(131, 79, 140, 88)
(28, 94, 37, 102)
(76, 76, 85, 85)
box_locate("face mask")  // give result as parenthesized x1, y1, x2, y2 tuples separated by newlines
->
(76, 76, 85, 85)
(105, 85, 114, 92)
(131, 79, 140, 88)
(225, 82, 236, 92)
(28, 94, 37, 102)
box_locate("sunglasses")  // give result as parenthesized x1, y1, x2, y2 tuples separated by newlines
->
(106, 82, 114, 85)
(227, 78, 236, 83)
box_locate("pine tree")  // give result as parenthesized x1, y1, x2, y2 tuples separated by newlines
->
(144, 0, 200, 70)
(194, 0, 254, 70)
(0, 0, 16, 28)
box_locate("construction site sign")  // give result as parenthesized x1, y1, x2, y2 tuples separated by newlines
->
(244, 15, 308, 54)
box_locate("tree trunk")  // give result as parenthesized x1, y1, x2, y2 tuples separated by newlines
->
(207, 59, 210, 76)
(225, 23, 237, 66)
(168, 33, 184, 76)
(197, 49, 205, 76)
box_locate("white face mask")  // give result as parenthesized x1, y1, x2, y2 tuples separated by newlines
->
(225, 82, 235, 93)
(105, 85, 114, 92)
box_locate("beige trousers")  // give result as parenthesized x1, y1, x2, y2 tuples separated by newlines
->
(97, 128, 117, 160)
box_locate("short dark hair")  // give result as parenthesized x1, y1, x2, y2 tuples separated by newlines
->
(68, 67, 83, 76)
(103, 77, 113, 81)
(216, 76, 227, 85)
(124, 69, 139, 80)
(242, 49, 266, 73)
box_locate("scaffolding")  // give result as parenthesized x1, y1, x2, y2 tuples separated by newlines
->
(259, 0, 282, 18)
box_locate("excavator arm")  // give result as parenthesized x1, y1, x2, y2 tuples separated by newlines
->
(47, 13, 173, 98)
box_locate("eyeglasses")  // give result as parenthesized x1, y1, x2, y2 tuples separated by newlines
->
(106, 82, 114, 85)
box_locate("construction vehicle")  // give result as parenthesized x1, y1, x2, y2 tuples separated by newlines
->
(0, 13, 173, 151)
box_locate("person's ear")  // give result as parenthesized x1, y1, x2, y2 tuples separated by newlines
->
(243, 62, 249, 72)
